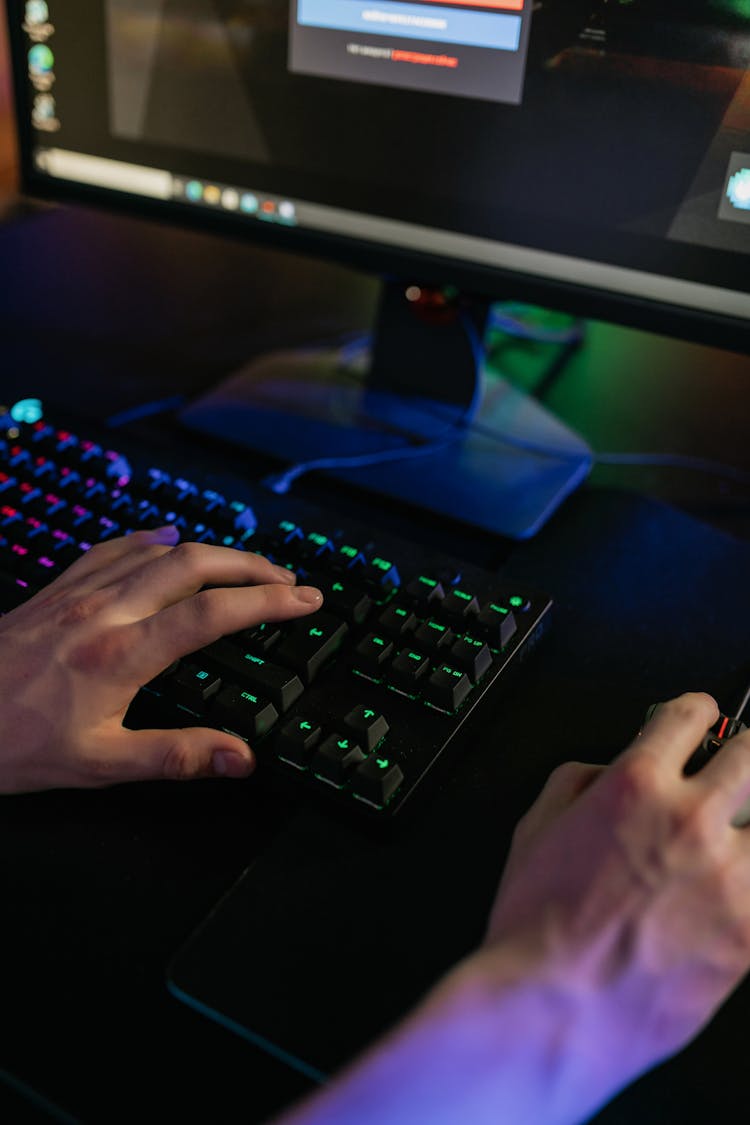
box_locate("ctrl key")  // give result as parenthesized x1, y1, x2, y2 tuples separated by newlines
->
(351, 756, 404, 809)
(211, 686, 279, 741)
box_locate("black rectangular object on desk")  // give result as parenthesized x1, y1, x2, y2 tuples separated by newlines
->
(166, 808, 495, 1082)
(0, 404, 551, 821)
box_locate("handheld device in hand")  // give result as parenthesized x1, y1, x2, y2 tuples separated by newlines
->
(643, 704, 750, 827)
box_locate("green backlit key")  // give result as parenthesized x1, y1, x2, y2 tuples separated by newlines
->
(424, 664, 472, 712)
(211, 686, 278, 740)
(276, 717, 322, 767)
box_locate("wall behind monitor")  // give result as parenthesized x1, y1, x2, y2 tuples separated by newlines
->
(0, 8, 19, 199)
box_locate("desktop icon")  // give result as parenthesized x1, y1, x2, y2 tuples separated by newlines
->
(32, 93, 59, 131)
(221, 188, 240, 211)
(25, 0, 49, 23)
(185, 180, 203, 202)
(10, 398, 44, 425)
(726, 168, 750, 212)
(203, 185, 221, 205)
(718, 152, 750, 226)
(278, 200, 296, 223)
(28, 43, 54, 75)
(240, 193, 258, 214)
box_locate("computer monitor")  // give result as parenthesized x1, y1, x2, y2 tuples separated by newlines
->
(7, 0, 750, 537)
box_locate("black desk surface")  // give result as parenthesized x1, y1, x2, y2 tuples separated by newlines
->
(2, 204, 750, 1124)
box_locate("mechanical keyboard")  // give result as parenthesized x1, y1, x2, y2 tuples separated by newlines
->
(0, 402, 552, 818)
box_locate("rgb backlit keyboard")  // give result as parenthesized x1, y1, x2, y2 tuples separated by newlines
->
(0, 405, 551, 818)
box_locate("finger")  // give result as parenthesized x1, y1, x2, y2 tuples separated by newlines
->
(693, 726, 750, 829)
(130, 582, 324, 681)
(515, 761, 604, 843)
(111, 541, 297, 618)
(51, 526, 181, 590)
(89, 725, 256, 785)
(629, 692, 719, 772)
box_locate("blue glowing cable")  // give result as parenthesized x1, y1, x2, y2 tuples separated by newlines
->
(264, 311, 487, 495)
(105, 394, 186, 428)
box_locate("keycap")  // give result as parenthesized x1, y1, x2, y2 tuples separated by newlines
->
(276, 717, 322, 767)
(204, 640, 304, 712)
(389, 649, 430, 691)
(377, 601, 417, 638)
(168, 664, 222, 711)
(413, 619, 454, 654)
(476, 602, 517, 647)
(449, 635, 493, 682)
(423, 664, 472, 712)
(350, 756, 404, 808)
(311, 734, 366, 786)
(210, 686, 278, 740)
(324, 577, 372, 625)
(440, 588, 480, 620)
(404, 574, 445, 608)
(343, 705, 390, 752)
(353, 632, 393, 674)
(274, 612, 348, 683)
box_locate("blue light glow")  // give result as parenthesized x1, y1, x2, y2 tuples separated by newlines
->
(10, 398, 44, 425)
(727, 168, 750, 210)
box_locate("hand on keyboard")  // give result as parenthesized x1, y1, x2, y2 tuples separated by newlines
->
(0, 527, 322, 793)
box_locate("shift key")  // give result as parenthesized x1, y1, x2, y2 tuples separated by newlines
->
(203, 639, 303, 712)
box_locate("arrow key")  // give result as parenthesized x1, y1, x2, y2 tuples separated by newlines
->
(351, 756, 404, 809)
(311, 734, 366, 787)
(343, 705, 390, 751)
(276, 717, 322, 768)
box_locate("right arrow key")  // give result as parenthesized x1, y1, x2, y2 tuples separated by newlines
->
(350, 756, 405, 809)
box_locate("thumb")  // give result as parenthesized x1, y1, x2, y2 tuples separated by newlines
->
(95, 726, 255, 784)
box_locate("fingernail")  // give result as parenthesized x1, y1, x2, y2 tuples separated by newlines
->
(272, 565, 297, 584)
(213, 750, 254, 778)
(149, 524, 180, 544)
(294, 586, 323, 605)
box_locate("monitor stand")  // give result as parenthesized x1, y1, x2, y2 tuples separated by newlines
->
(178, 280, 593, 540)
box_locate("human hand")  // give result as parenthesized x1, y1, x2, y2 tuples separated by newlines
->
(275, 692, 750, 1125)
(0, 527, 322, 793)
(475, 691, 750, 1117)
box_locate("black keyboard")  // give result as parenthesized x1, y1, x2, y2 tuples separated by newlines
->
(0, 404, 551, 818)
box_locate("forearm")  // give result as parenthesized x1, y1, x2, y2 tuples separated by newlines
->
(273, 945, 618, 1125)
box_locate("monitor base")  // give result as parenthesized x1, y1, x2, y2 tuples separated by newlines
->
(178, 342, 593, 540)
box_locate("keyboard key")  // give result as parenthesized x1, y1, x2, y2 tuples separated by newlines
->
(440, 588, 480, 620)
(363, 556, 400, 590)
(424, 664, 472, 712)
(168, 664, 222, 712)
(389, 649, 430, 692)
(210, 686, 278, 740)
(274, 611, 348, 683)
(353, 632, 393, 675)
(240, 623, 281, 654)
(476, 602, 517, 647)
(377, 601, 417, 638)
(404, 574, 445, 608)
(311, 734, 366, 787)
(351, 756, 404, 808)
(413, 619, 454, 654)
(204, 640, 304, 712)
(450, 635, 493, 682)
(343, 705, 390, 752)
(324, 577, 372, 625)
(276, 717, 322, 767)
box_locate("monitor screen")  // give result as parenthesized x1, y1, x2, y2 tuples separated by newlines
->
(9, 0, 750, 347)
